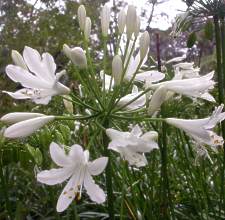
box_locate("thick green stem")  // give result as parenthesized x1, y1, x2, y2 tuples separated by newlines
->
(103, 120, 114, 220)
(217, 16, 225, 214)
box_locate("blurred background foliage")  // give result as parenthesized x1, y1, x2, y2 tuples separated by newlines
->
(0, 0, 223, 219)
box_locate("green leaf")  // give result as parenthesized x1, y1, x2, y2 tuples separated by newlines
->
(187, 32, 197, 48)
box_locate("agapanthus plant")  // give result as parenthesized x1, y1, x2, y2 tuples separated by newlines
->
(1, 3, 225, 219)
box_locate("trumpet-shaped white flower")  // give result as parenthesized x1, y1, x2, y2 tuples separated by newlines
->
(101, 4, 110, 37)
(117, 86, 146, 110)
(166, 104, 225, 147)
(1, 113, 54, 138)
(37, 142, 108, 212)
(106, 125, 158, 167)
(165, 55, 186, 64)
(4, 46, 70, 105)
(147, 71, 216, 115)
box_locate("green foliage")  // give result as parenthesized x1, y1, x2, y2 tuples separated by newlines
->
(187, 32, 197, 48)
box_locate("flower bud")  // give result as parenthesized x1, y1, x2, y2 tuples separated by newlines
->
(11, 50, 28, 70)
(2, 114, 55, 138)
(134, 16, 140, 38)
(139, 31, 150, 60)
(126, 5, 137, 39)
(77, 5, 86, 31)
(118, 9, 126, 34)
(70, 47, 87, 68)
(101, 4, 110, 37)
(62, 44, 71, 59)
(84, 17, 91, 41)
(112, 55, 123, 85)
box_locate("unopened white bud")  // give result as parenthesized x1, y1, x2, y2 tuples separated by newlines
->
(70, 47, 87, 68)
(112, 55, 123, 85)
(101, 4, 110, 37)
(139, 31, 150, 60)
(126, 5, 137, 39)
(63, 44, 72, 59)
(134, 16, 140, 38)
(84, 17, 91, 41)
(77, 5, 86, 31)
(118, 9, 126, 34)
(11, 50, 28, 70)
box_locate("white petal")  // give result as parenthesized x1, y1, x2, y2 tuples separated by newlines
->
(87, 157, 108, 176)
(5, 65, 51, 89)
(33, 96, 52, 105)
(84, 172, 106, 203)
(68, 144, 85, 163)
(50, 142, 71, 167)
(135, 71, 165, 83)
(37, 167, 72, 185)
(56, 174, 79, 212)
(42, 52, 56, 81)
(23, 46, 55, 82)
(3, 90, 33, 100)
(4, 116, 55, 138)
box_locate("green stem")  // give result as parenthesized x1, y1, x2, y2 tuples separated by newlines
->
(55, 113, 100, 121)
(103, 120, 114, 220)
(112, 114, 165, 122)
(218, 16, 225, 215)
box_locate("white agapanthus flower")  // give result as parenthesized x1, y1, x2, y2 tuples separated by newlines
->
(117, 85, 146, 110)
(1, 112, 55, 138)
(106, 125, 158, 167)
(173, 62, 200, 79)
(4, 46, 70, 105)
(37, 142, 108, 212)
(166, 104, 225, 147)
(147, 71, 216, 115)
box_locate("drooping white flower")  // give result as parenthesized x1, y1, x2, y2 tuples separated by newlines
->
(84, 17, 91, 41)
(1, 113, 54, 138)
(118, 9, 126, 34)
(173, 62, 200, 79)
(37, 142, 108, 212)
(63, 46, 87, 69)
(117, 86, 146, 110)
(112, 55, 123, 85)
(106, 125, 158, 167)
(166, 104, 225, 147)
(101, 4, 110, 37)
(4, 46, 70, 105)
(77, 5, 86, 31)
(126, 5, 137, 39)
(139, 31, 150, 60)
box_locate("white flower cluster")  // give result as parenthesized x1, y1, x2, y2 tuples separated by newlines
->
(1, 3, 225, 213)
